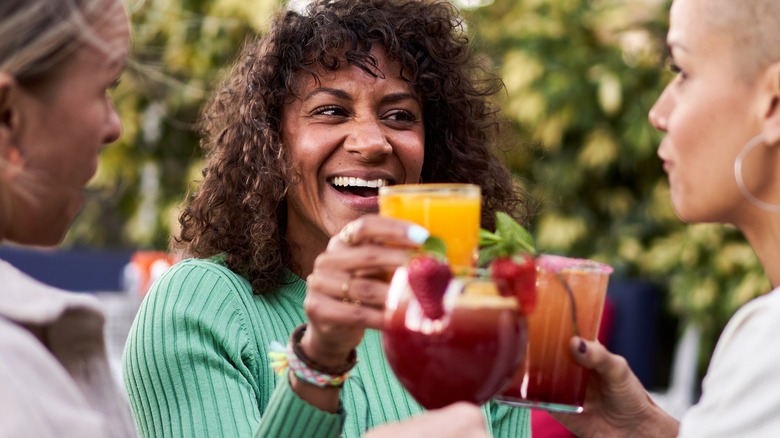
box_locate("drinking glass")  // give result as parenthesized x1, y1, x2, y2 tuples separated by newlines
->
(496, 254, 613, 413)
(383, 267, 528, 409)
(378, 183, 481, 268)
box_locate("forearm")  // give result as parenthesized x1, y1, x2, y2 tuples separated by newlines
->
(289, 371, 342, 413)
(255, 372, 343, 438)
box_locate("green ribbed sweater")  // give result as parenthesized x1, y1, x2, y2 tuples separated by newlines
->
(122, 258, 530, 437)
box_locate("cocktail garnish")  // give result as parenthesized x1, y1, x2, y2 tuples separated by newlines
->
(479, 212, 537, 314)
(490, 254, 537, 314)
(478, 212, 535, 266)
(407, 253, 452, 320)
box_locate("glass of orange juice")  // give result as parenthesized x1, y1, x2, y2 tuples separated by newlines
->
(378, 184, 481, 269)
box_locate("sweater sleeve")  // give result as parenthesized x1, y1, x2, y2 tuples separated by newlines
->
(123, 260, 345, 438)
(488, 400, 531, 437)
(123, 262, 261, 437)
(255, 371, 344, 437)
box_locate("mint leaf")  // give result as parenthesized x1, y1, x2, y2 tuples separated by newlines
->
(479, 229, 503, 247)
(495, 212, 535, 254)
(422, 236, 448, 261)
(477, 245, 503, 267)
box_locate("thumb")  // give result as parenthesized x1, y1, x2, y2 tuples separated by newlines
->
(568, 336, 631, 381)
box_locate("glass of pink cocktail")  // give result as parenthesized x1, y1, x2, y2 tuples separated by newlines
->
(383, 267, 527, 409)
(496, 254, 612, 413)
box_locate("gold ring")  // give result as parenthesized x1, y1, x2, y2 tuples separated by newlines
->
(338, 221, 359, 246)
(341, 276, 361, 306)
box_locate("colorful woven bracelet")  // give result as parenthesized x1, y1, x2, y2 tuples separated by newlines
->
(268, 324, 357, 388)
(290, 324, 358, 375)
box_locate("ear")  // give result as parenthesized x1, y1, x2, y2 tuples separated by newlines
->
(761, 62, 780, 145)
(0, 72, 23, 164)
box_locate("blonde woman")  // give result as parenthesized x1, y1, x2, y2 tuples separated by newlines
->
(0, 0, 134, 436)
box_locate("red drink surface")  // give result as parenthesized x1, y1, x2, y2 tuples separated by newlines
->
(500, 255, 611, 408)
(384, 293, 527, 409)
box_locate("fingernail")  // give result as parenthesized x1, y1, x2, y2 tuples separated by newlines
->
(407, 224, 430, 244)
(578, 339, 587, 354)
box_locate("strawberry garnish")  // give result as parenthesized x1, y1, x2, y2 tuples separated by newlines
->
(479, 212, 537, 314)
(407, 254, 452, 319)
(491, 254, 536, 314)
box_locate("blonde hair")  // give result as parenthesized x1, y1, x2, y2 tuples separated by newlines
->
(0, 0, 115, 87)
(0, 0, 118, 239)
(705, 0, 780, 79)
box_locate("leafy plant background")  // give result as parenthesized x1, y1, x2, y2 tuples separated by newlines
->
(67, 0, 768, 379)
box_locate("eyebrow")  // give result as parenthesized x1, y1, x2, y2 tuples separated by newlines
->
(302, 88, 420, 105)
(303, 87, 350, 102)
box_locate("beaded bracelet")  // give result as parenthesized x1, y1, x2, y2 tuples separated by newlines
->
(268, 324, 358, 388)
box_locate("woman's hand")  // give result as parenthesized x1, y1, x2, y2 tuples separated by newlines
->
(550, 337, 680, 438)
(301, 214, 429, 369)
(364, 402, 488, 438)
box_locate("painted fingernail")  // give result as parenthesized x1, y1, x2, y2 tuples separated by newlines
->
(578, 339, 587, 354)
(407, 224, 430, 244)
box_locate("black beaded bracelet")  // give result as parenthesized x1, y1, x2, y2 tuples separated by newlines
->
(290, 324, 358, 376)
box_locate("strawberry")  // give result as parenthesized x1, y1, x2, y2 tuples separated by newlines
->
(490, 254, 536, 314)
(407, 254, 452, 319)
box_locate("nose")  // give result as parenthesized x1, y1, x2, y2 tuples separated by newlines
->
(648, 84, 673, 132)
(103, 99, 122, 145)
(344, 117, 393, 161)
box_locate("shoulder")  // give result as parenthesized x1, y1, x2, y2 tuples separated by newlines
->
(139, 257, 254, 312)
(160, 257, 253, 291)
(0, 319, 107, 435)
(0, 259, 102, 325)
(716, 287, 780, 346)
(679, 287, 780, 437)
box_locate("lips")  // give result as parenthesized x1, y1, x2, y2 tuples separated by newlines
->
(657, 140, 673, 173)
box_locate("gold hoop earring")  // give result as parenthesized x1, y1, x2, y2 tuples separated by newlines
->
(734, 134, 780, 213)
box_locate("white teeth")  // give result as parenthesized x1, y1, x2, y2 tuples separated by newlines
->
(331, 176, 389, 188)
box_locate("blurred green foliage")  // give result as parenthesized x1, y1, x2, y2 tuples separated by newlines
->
(66, 0, 768, 372)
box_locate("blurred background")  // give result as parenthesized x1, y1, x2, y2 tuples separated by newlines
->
(2, 0, 768, 418)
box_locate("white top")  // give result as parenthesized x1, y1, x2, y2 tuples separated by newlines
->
(0, 259, 136, 438)
(679, 287, 780, 438)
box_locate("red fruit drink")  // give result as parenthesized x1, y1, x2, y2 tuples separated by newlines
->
(497, 254, 612, 413)
(384, 269, 527, 409)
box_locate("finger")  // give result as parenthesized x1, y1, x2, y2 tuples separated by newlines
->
(315, 243, 413, 274)
(304, 289, 384, 330)
(307, 271, 388, 309)
(330, 215, 430, 250)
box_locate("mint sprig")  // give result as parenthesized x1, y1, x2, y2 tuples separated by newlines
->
(421, 236, 448, 262)
(478, 212, 535, 266)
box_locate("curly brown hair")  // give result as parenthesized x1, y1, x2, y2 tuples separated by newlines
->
(176, 0, 528, 294)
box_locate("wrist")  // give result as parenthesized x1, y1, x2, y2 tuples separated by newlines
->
(299, 326, 356, 369)
(634, 399, 679, 438)
(282, 324, 357, 388)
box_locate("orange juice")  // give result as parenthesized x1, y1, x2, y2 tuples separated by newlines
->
(378, 184, 481, 268)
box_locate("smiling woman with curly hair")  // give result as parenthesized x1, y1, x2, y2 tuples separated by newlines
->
(123, 1, 531, 437)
